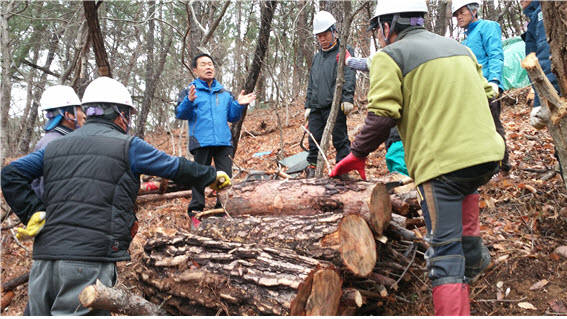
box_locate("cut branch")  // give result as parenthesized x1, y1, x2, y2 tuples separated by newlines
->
(79, 279, 167, 315)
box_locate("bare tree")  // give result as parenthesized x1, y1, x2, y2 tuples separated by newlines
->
(231, 1, 277, 156)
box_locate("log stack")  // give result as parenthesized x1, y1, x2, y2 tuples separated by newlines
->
(136, 177, 425, 315)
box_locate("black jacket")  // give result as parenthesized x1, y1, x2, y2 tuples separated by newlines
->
(304, 39, 356, 109)
(36, 120, 140, 262)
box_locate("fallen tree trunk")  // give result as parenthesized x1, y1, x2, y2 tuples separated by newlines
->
(137, 228, 341, 315)
(79, 279, 167, 315)
(218, 178, 392, 236)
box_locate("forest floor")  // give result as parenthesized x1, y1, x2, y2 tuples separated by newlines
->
(1, 88, 566, 316)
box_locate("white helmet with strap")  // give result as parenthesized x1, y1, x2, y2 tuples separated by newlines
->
(39, 85, 81, 111)
(451, 0, 481, 15)
(313, 10, 337, 34)
(81, 76, 137, 114)
(371, 0, 428, 21)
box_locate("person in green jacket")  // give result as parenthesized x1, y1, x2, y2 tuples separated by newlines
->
(330, 0, 504, 315)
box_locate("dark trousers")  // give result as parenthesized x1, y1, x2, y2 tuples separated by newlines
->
(307, 108, 351, 165)
(488, 97, 510, 169)
(417, 162, 498, 287)
(187, 146, 233, 214)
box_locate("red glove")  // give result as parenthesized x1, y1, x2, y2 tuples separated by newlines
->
(329, 153, 367, 180)
(336, 49, 352, 63)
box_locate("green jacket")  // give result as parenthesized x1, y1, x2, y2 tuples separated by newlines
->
(364, 27, 504, 185)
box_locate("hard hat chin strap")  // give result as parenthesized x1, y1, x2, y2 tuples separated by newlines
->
(112, 105, 130, 134)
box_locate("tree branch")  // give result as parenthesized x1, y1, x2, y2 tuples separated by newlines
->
(22, 59, 61, 78)
(202, 0, 231, 45)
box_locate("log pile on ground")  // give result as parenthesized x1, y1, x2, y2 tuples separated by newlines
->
(136, 176, 426, 315)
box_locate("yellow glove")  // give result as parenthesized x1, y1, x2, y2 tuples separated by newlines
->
(16, 211, 46, 241)
(208, 171, 231, 191)
(341, 102, 354, 115)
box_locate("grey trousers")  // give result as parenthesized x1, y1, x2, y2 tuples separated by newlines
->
(28, 260, 117, 316)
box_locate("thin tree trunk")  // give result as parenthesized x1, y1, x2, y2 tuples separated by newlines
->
(135, 1, 156, 138)
(231, 1, 277, 156)
(0, 1, 18, 165)
(84, 1, 112, 77)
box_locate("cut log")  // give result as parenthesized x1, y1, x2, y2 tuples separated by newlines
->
(137, 228, 340, 315)
(340, 288, 366, 308)
(339, 214, 376, 277)
(218, 178, 392, 236)
(195, 212, 377, 276)
(305, 268, 342, 315)
(79, 279, 167, 316)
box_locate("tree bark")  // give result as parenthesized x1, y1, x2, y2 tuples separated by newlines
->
(0, 1, 18, 165)
(196, 211, 377, 277)
(217, 178, 392, 236)
(137, 229, 340, 315)
(522, 53, 567, 189)
(79, 279, 167, 315)
(231, 1, 277, 156)
(83, 1, 112, 77)
(540, 2, 567, 96)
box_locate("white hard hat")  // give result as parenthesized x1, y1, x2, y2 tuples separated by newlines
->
(451, 0, 481, 15)
(313, 11, 336, 34)
(81, 76, 137, 114)
(39, 85, 81, 111)
(372, 0, 428, 20)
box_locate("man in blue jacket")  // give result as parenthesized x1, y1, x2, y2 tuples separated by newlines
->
(521, 0, 563, 179)
(176, 53, 255, 226)
(1, 76, 230, 315)
(453, 0, 510, 172)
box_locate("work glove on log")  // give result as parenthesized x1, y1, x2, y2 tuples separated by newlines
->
(530, 106, 549, 130)
(208, 171, 231, 191)
(329, 153, 367, 180)
(336, 49, 352, 65)
(341, 102, 354, 115)
(304, 108, 311, 122)
(16, 211, 46, 241)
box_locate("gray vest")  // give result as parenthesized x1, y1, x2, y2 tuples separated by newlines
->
(34, 119, 140, 262)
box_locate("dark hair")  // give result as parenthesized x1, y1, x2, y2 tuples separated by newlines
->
(192, 53, 215, 68)
(375, 12, 425, 34)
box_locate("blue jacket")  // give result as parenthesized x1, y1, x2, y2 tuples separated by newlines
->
(175, 78, 243, 152)
(462, 19, 504, 86)
(522, 0, 560, 107)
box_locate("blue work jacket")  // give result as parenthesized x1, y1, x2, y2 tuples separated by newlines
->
(175, 78, 243, 152)
(462, 19, 504, 86)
